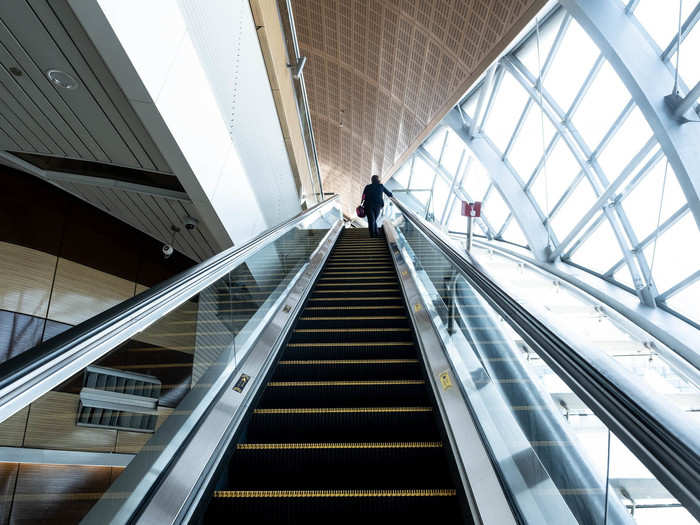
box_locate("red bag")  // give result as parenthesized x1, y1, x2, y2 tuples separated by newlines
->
(356, 205, 366, 218)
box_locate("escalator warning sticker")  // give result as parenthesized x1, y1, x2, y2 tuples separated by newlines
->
(439, 371, 452, 390)
(233, 374, 250, 393)
(414, 303, 422, 312)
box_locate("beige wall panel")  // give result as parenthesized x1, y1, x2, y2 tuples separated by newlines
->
(0, 406, 29, 447)
(115, 407, 173, 454)
(0, 242, 56, 317)
(131, 300, 197, 354)
(48, 259, 134, 325)
(23, 392, 117, 452)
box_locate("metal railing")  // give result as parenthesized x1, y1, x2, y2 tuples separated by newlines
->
(389, 196, 700, 520)
(278, 0, 324, 203)
(0, 195, 340, 424)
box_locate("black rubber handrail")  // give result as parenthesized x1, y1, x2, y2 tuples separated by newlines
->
(0, 196, 339, 399)
(390, 197, 700, 520)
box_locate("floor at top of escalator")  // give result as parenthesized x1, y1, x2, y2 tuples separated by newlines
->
(203, 228, 470, 524)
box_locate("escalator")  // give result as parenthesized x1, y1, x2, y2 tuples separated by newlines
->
(0, 196, 695, 525)
(204, 227, 467, 523)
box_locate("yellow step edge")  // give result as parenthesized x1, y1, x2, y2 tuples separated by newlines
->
(306, 297, 403, 300)
(304, 306, 404, 310)
(212, 489, 455, 498)
(253, 407, 432, 414)
(287, 342, 413, 347)
(279, 359, 418, 364)
(295, 328, 410, 333)
(313, 289, 399, 293)
(316, 282, 398, 286)
(267, 380, 424, 386)
(298, 316, 406, 321)
(237, 441, 441, 450)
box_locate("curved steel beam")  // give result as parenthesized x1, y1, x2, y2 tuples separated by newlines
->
(561, 0, 700, 234)
(444, 108, 553, 262)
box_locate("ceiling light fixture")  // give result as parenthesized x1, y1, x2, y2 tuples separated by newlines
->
(46, 69, 78, 90)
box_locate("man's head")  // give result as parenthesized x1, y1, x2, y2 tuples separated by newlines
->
(371, 175, 380, 183)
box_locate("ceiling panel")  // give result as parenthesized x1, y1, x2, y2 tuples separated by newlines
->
(287, 0, 546, 215)
(48, 178, 217, 263)
(0, 0, 170, 172)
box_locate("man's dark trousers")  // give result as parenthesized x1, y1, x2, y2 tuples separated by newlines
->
(366, 206, 381, 237)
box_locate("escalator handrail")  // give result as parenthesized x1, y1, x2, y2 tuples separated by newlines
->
(389, 196, 700, 519)
(0, 195, 340, 420)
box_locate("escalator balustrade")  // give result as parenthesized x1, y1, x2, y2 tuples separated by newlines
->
(204, 228, 467, 523)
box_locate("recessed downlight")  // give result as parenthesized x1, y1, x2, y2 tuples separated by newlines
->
(46, 69, 78, 90)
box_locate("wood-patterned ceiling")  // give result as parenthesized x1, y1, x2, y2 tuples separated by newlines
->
(289, 0, 546, 215)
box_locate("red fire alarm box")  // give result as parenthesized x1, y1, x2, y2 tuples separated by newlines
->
(461, 201, 482, 217)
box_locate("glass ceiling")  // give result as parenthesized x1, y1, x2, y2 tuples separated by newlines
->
(387, 1, 700, 330)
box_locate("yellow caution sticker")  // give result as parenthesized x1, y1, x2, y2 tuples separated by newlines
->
(401, 270, 408, 276)
(439, 371, 453, 390)
(233, 373, 250, 393)
(414, 303, 422, 312)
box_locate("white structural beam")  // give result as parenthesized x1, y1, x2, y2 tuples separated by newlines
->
(444, 108, 552, 262)
(561, 0, 700, 234)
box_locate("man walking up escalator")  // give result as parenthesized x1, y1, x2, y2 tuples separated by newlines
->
(361, 175, 393, 238)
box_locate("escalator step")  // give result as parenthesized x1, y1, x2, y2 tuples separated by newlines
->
(204, 229, 463, 523)
(227, 444, 451, 488)
(246, 408, 440, 442)
(271, 359, 423, 381)
(206, 490, 460, 524)
(258, 380, 429, 407)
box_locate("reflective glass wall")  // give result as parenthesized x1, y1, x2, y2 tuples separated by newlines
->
(386, 1, 700, 329)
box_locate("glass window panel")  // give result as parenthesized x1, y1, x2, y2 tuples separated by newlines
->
(622, 157, 686, 240)
(410, 156, 435, 190)
(679, 21, 700, 88)
(502, 218, 528, 246)
(530, 138, 581, 213)
(461, 159, 491, 200)
(666, 278, 700, 324)
(424, 129, 446, 160)
(515, 8, 566, 77)
(461, 89, 480, 118)
(482, 71, 529, 153)
(485, 189, 510, 231)
(643, 212, 700, 292)
(507, 103, 556, 180)
(633, 0, 694, 51)
(544, 20, 600, 111)
(441, 129, 465, 175)
(570, 217, 625, 274)
(550, 177, 597, 240)
(410, 189, 431, 206)
(596, 107, 652, 179)
(392, 162, 410, 188)
(431, 174, 450, 219)
(571, 60, 631, 151)
(614, 262, 635, 288)
(447, 202, 468, 233)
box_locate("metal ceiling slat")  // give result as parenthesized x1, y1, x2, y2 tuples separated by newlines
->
(0, 40, 90, 157)
(0, 98, 34, 151)
(181, 200, 219, 257)
(0, 93, 50, 153)
(0, 1, 139, 165)
(94, 186, 146, 234)
(0, 74, 64, 154)
(119, 191, 168, 245)
(0, 66, 77, 156)
(46, 0, 171, 173)
(0, 26, 103, 162)
(154, 197, 203, 260)
(27, 0, 161, 171)
(174, 199, 213, 258)
(0, 116, 20, 150)
(0, 14, 106, 161)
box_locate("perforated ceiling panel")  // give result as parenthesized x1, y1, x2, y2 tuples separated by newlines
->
(289, 0, 545, 215)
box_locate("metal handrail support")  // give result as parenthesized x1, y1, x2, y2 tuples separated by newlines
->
(390, 197, 700, 520)
(0, 195, 340, 424)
